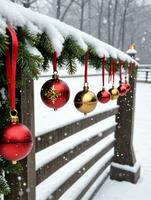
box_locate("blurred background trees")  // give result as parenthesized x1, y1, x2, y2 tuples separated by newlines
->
(10, 0, 151, 63)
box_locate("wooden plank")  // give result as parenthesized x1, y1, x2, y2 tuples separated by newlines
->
(36, 107, 118, 152)
(49, 142, 114, 199)
(111, 72, 140, 183)
(76, 158, 112, 200)
(6, 77, 36, 200)
(36, 126, 115, 185)
(87, 171, 109, 200)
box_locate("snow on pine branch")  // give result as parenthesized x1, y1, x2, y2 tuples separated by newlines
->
(0, 0, 138, 65)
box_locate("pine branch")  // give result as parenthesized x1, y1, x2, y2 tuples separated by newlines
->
(18, 42, 43, 78)
(0, 34, 7, 56)
(0, 175, 10, 195)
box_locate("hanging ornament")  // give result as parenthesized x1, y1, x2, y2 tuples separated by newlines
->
(108, 59, 119, 100)
(123, 63, 131, 92)
(41, 51, 70, 110)
(97, 57, 110, 103)
(74, 51, 97, 115)
(0, 26, 33, 164)
(117, 61, 127, 96)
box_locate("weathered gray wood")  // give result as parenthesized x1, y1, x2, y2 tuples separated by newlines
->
(111, 72, 140, 183)
(49, 141, 114, 199)
(36, 125, 116, 185)
(6, 76, 36, 200)
(36, 107, 118, 152)
(87, 171, 109, 200)
(76, 158, 112, 200)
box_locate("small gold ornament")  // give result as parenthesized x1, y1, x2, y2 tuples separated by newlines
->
(74, 85, 97, 115)
(109, 86, 119, 100)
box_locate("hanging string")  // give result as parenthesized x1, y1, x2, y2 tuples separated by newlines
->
(101, 57, 105, 88)
(84, 51, 88, 84)
(119, 61, 122, 83)
(52, 51, 57, 73)
(112, 59, 115, 86)
(108, 58, 114, 83)
(125, 64, 128, 81)
(5, 25, 18, 111)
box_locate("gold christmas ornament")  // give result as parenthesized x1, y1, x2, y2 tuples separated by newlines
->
(74, 85, 97, 115)
(109, 86, 119, 100)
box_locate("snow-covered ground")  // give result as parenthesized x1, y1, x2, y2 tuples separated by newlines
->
(93, 82, 151, 200)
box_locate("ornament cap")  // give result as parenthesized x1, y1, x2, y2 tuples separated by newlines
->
(83, 82, 89, 91)
(10, 109, 19, 123)
(52, 71, 59, 80)
(12, 160, 17, 165)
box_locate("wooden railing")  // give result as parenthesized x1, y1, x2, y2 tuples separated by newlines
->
(137, 64, 151, 82)
(5, 68, 140, 200)
(35, 107, 118, 200)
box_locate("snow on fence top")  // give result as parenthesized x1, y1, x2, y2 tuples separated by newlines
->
(0, 0, 138, 65)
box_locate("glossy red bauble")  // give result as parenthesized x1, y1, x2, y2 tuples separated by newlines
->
(0, 122, 33, 161)
(41, 78, 70, 110)
(117, 83, 127, 96)
(124, 81, 131, 92)
(97, 89, 110, 103)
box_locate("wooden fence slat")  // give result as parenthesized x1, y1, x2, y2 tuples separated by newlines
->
(36, 125, 115, 185)
(87, 171, 109, 200)
(36, 108, 118, 152)
(6, 77, 36, 200)
(76, 158, 112, 200)
(49, 142, 114, 199)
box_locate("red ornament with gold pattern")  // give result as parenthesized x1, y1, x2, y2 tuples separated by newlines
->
(97, 57, 110, 103)
(41, 52, 70, 110)
(0, 26, 33, 164)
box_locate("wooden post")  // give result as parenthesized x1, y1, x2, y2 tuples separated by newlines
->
(6, 76, 36, 200)
(110, 45, 140, 183)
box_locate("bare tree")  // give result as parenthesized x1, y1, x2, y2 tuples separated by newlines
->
(60, 0, 76, 21)
(97, 0, 104, 39)
(56, 0, 61, 18)
(112, 0, 118, 45)
(107, 0, 112, 44)
(88, 0, 92, 34)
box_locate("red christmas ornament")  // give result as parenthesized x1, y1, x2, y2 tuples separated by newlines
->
(117, 83, 127, 96)
(97, 57, 110, 104)
(0, 120, 33, 163)
(117, 61, 127, 96)
(0, 26, 33, 163)
(97, 88, 110, 103)
(124, 80, 131, 92)
(41, 75, 70, 110)
(41, 51, 70, 110)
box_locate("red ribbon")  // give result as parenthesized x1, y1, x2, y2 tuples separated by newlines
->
(112, 60, 115, 86)
(52, 51, 57, 73)
(5, 26, 18, 111)
(119, 61, 122, 82)
(109, 58, 115, 85)
(84, 51, 88, 83)
(101, 57, 105, 88)
(108, 58, 113, 83)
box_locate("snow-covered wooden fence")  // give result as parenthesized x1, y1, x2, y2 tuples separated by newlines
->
(36, 107, 117, 200)
(137, 64, 151, 82)
(5, 70, 140, 200)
